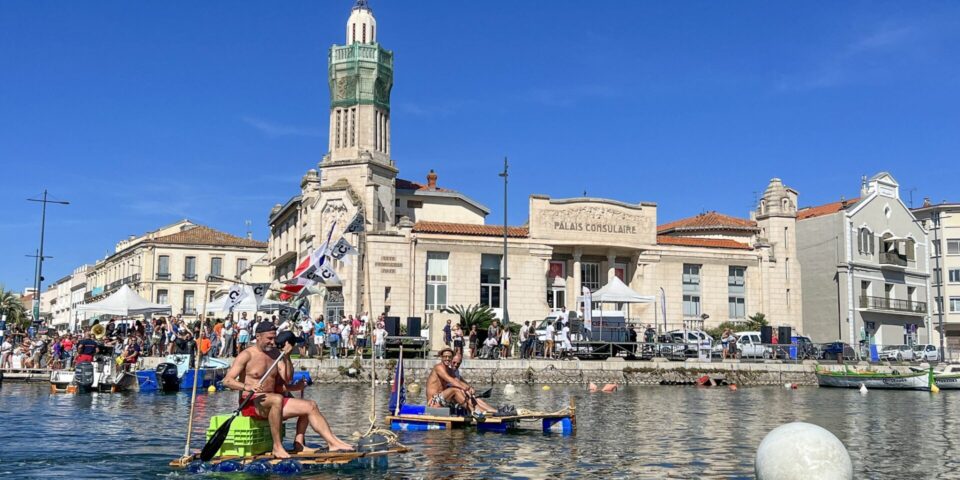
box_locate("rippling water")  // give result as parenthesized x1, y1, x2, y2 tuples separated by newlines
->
(1, 381, 958, 479)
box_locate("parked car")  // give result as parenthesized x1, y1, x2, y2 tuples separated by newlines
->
(664, 329, 714, 358)
(913, 344, 939, 362)
(879, 345, 902, 361)
(792, 335, 819, 360)
(819, 341, 857, 361)
(735, 331, 773, 359)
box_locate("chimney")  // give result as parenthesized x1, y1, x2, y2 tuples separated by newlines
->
(426, 169, 437, 190)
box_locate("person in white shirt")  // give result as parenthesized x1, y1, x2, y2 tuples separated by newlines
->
(500, 328, 511, 358)
(220, 317, 234, 357)
(356, 320, 367, 357)
(0, 338, 13, 369)
(237, 314, 251, 351)
(559, 323, 572, 351)
(544, 321, 556, 359)
(373, 325, 387, 359)
(340, 321, 352, 358)
(518, 323, 529, 359)
(482, 335, 499, 359)
(299, 317, 315, 358)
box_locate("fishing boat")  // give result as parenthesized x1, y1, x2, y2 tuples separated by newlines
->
(50, 358, 138, 393)
(934, 364, 960, 390)
(815, 365, 932, 390)
(136, 354, 230, 393)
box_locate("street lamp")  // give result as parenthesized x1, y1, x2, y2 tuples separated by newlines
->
(498, 157, 510, 326)
(27, 190, 69, 325)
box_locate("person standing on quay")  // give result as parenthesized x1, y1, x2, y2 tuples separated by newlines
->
(443, 319, 452, 347)
(519, 321, 529, 359)
(468, 325, 478, 359)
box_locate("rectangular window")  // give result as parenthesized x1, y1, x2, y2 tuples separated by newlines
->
(683, 264, 701, 318)
(426, 252, 449, 311)
(157, 255, 170, 280)
(934, 268, 942, 285)
(581, 262, 600, 291)
(728, 266, 746, 319)
(860, 280, 871, 299)
(237, 258, 249, 277)
(948, 239, 960, 255)
(951, 297, 960, 313)
(884, 283, 894, 299)
(933, 239, 941, 257)
(157, 289, 168, 304)
(908, 286, 916, 305)
(614, 264, 627, 282)
(950, 269, 960, 283)
(184, 256, 197, 281)
(935, 296, 943, 314)
(335, 110, 341, 148)
(407, 200, 423, 209)
(183, 290, 195, 314)
(210, 257, 222, 277)
(479, 254, 502, 308)
(350, 108, 356, 147)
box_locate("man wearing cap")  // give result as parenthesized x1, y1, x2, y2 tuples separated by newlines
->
(222, 321, 353, 458)
(425, 348, 496, 420)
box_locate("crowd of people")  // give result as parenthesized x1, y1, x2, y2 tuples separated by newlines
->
(440, 309, 577, 361)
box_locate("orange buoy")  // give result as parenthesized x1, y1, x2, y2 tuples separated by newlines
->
(601, 383, 618, 393)
(729, 384, 738, 391)
(588, 382, 598, 393)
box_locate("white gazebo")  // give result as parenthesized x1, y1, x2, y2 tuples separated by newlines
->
(77, 284, 172, 316)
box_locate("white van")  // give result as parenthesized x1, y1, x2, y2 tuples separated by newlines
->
(733, 331, 772, 359)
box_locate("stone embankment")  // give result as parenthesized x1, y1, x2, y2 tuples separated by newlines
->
(137, 357, 869, 387)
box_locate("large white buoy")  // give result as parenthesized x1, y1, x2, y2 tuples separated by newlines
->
(755, 422, 852, 480)
(504, 383, 516, 395)
(859, 383, 868, 394)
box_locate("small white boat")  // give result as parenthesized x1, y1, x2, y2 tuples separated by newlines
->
(815, 366, 931, 391)
(934, 364, 960, 390)
(51, 358, 138, 394)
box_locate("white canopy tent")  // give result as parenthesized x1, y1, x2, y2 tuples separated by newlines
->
(204, 285, 285, 313)
(585, 276, 656, 304)
(77, 284, 172, 316)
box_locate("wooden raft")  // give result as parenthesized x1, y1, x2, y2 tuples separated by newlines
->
(386, 399, 576, 434)
(169, 446, 409, 468)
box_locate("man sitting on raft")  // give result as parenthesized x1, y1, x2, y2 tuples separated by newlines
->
(426, 348, 497, 419)
(223, 322, 354, 458)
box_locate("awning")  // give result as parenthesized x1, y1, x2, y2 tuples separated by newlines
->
(76, 285, 172, 316)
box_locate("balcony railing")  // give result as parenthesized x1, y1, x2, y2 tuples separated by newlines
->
(156, 272, 171, 281)
(860, 295, 927, 314)
(183, 273, 197, 281)
(183, 308, 197, 315)
(879, 252, 908, 267)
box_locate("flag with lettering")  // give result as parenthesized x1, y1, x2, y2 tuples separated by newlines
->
(329, 237, 359, 265)
(581, 286, 592, 331)
(294, 221, 337, 281)
(223, 284, 249, 312)
(251, 283, 270, 305)
(345, 211, 365, 233)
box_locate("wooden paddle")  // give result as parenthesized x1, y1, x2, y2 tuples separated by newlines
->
(476, 387, 493, 399)
(199, 350, 287, 462)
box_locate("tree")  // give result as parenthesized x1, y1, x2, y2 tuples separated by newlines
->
(0, 286, 29, 330)
(442, 304, 497, 341)
(705, 312, 768, 340)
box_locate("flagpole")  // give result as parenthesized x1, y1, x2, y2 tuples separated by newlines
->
(394, 345, 403, 416)
(184, 275, 211, 457)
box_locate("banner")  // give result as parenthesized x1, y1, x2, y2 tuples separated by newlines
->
(581, 286, 592, 331)
(345, 211, 365, 233)
(223, 284, 248, 312)
(251, 283, 270, 305)
(660, 287, 667, 331)
(294, 221, 337, 281)
(300, 261, 341, 285)
(329, 237, 359, 264)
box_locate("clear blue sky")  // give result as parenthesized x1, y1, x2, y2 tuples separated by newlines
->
(2, 1, 958, 292)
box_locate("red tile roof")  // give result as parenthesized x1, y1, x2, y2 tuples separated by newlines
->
(798, 197, 861, 220)
(413, 221, 528, 238)
(152, 225, 267, 248)
(657, 211, 758, 234)
(657, 236, 752, 250)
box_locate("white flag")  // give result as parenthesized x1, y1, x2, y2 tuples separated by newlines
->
(330, 237, 359, 264)
(582, 286, 592, 331)
(300, 261, 342, 286)
(223, 284, 249, 312)
(345, 211, 365, 233)
(251, 283, 270, 305)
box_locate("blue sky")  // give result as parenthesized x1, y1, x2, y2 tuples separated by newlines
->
(2, 1, 959, 291)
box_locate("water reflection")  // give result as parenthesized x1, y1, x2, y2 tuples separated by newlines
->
(1, 383, 958, 478)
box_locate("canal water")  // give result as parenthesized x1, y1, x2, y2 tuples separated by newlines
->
(1, 382, 958, 479)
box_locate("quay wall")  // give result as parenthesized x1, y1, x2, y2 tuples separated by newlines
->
(133, 357, 899, 387)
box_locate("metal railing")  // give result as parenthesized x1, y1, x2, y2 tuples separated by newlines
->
(860, 295, 927, 314)
(155, 273, 171, 281)
(183, 273, 197, 281)
(880, 252, 908, 267)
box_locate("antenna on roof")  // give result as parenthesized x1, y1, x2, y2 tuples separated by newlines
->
(245, 220, 252, 240)
(907, 187, 917, 208)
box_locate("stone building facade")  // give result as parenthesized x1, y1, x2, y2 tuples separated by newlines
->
(266, 2, 804, 346)
(797, 173, 932, 347)
(912, 200, 960, 359)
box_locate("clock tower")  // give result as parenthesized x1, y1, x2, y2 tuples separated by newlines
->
(320, 0, 396, 232)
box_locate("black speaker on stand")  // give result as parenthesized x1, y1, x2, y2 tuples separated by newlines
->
(778, 326, 792, 344)
(406, 317, 422, 337)
(760, 325, 773, 344)
(384, 316, 400, 337)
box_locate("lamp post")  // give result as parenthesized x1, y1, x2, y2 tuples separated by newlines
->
(498, 157, 510, 326)
(931, 211, 946, 361)
(27, 190, 69, 326)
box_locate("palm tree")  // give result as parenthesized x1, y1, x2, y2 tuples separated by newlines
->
(0, 286, 29, 330)
(443, 304, 497, 341)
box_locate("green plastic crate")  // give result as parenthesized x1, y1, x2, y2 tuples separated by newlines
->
(205, 414, 285, 457)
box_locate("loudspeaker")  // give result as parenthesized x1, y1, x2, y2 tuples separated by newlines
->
(406, 317, 422, 337)
(760, 325, 773, 344)
(778, 326, 792, 345)
(384, 316, 400, 337)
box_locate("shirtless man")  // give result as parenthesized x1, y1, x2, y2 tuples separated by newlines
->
(426, 348, 496, 419)
(223, 322, 353, 458)
(449, 353, 496, 414)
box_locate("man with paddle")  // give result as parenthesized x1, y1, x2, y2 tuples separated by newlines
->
(222, 322, 353, 459)
(426, 348, 497, 420)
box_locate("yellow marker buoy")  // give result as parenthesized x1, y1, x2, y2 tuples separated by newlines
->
(208, 385, 217, 393)
(931, 385, 940, 393)
(542, 385, 551, 391)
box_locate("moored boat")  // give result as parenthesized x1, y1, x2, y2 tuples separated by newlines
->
(815, 366, 931, 391)
(136, 354, 229, 393)
(51, 359, 139, 393)
(934, 364, 960, 390)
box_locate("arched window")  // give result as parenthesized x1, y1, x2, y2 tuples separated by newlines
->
(362, 24, 367, 43)
(859, 228, 875, 255)
(759, 199, 766, 215)
(781, 197, 790, 211)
